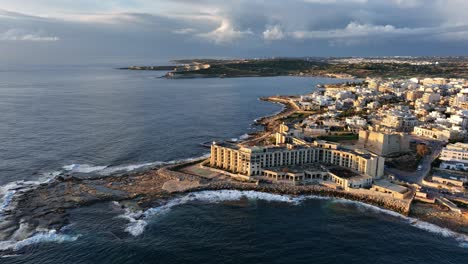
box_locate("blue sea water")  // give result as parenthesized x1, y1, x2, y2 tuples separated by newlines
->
(0, 64, 467, 263)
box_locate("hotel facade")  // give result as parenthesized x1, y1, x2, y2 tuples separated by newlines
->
(210, 140, 384, 179)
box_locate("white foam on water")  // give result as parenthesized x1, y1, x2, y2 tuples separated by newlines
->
(63, 164, 108, 174)
(99, 163, 157, 175)
(1, 254, 21, 258)
(329, 198, 468, 248)
(119, 190, 468, 248)
(61, 153, 211, 176)
(239, 133, 250, 140)
(0, 229, 80, 252)
(0, 178, 55, 219)
(0, 190, 15, 217)
(120, 190, 305, 236)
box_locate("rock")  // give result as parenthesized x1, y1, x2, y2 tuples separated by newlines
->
(162, 180, 201, 193)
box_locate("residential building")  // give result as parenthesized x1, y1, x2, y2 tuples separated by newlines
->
(413, 125, 467, 142)
(381, 111, 418, 132)
(422, 92, 441, 104)
(406, 90, 424, 102)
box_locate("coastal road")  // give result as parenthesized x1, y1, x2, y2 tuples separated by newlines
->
(385, 136, 444, 185)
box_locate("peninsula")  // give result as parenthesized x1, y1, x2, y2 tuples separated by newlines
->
(121, 57, 468, 79)
(1, 74, 468, 254)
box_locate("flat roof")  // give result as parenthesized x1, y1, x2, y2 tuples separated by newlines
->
(373, 180, 408, 193)
(432, 170, 468, 181)
(328, 167, 360, 179)
(214, 142, 241, 150)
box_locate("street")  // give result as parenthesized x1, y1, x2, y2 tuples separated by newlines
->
(385, 136, 444, 185)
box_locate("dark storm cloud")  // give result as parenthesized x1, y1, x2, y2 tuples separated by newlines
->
(0, 0, 467, 64)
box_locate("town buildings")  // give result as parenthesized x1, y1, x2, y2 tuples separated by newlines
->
(379, 109, 418, 132)
(440, 142, 468, 171)
(358, 130, 410, 156)
(413, 125, 466, 142)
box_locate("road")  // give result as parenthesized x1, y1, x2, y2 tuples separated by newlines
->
(385, 136, 444, 185)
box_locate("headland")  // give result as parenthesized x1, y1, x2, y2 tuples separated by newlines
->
(2, 74, 468, 254)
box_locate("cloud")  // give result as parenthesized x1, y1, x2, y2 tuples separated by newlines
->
(290, 22, 468, 44)
(303, 0, 368, 3)
(197, 18, 253, 44)
(0, 28, 59, 41)
(291, 22, 402, 39)
(1, 1, 468, 62)
(263, 25, 285, 41)
(173, 28, 197, 34)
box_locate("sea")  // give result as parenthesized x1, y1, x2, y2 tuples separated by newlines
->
(0, 63, 467, 263)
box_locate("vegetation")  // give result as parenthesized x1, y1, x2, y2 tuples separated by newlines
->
(416, 144, 430, 157)
(167, 58, 468, 79)
(280, 112, 310, 123)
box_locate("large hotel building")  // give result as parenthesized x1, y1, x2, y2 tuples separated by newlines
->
(210, 136, 384, 179)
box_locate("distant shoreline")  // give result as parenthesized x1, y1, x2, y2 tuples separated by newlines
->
(119, 57, 468, 79)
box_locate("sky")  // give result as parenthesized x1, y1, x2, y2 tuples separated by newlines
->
(0, 0, 468, 65)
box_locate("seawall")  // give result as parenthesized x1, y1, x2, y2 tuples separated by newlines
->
(158, 164, 412, 215)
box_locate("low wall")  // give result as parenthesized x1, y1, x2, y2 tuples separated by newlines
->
(192, 182, 412, 215)
(160, 161, 413, 215)
(199, 164, 252, 182)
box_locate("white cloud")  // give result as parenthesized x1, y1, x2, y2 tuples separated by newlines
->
(0, 29, 59, 41)
(1, 0, 468, 61)
(290, 22, 468, 44)
(303, 0, 368, 3)
(173, 28, 197, 34)
(263, 24, 285, 41)
(198, 18, 253, 44)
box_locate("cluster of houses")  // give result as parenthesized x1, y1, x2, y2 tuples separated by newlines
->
(207, 76, 468, 204)
(296, 77, 468, 142)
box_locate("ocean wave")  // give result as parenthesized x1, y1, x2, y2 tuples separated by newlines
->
(118, 190, 468, 248)
(330, 199, 468, 247)
(62, 154, 210, 176)
(0, 178, 55, 219)
(120, 190, 306, 236)
(239, 133, 250, 140)
(0, 154, 210, 230)
(230, 133, 250, 142)
(0, 190, 15, 217)
(63, 164, 108, 174)
(0, 229, 80, 252)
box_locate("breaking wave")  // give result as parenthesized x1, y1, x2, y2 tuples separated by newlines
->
(0, 154, 210, 248)
(0, 229, 80, 252)
(230, 133, 250, 142)
(0, 190, 15, 218)
(118, 190, 468, 248)
(0, 175, 56, 219)
(120, 190, 308, 236)
(63, 164, 108, 174)
(62, 154, 210, 176)
(331, 199, 468, 248)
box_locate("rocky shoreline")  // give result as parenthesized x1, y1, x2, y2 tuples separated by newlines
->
(1, 95, 467, 254)
(1, 155, 467, 254)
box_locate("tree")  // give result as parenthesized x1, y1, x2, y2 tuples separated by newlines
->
(416, 144, 430, 157)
